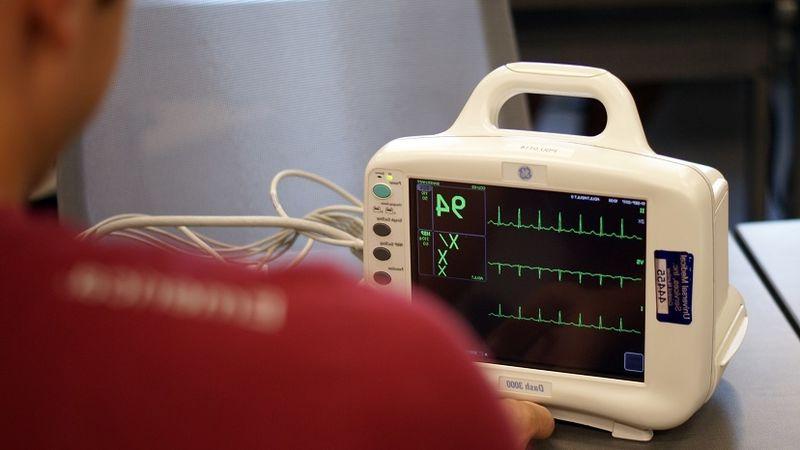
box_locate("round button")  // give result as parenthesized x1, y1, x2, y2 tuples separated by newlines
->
(373, 223, 391, 237)
(373, 271, 392, 285)
(373, 247, 391, 261)
(372, 183, 392, 199)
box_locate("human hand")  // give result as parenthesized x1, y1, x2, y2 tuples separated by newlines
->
(501, 399, 555, 447)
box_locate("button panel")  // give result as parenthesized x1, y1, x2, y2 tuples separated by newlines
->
(365, 169, 407, 294)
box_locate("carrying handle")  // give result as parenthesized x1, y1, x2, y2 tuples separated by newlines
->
(445, 63, 653, 154)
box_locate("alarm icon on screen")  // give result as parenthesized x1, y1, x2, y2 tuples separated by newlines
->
(518, 166, 533, 180)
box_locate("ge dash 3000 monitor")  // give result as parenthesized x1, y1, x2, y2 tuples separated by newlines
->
(363, 62, 748, 441)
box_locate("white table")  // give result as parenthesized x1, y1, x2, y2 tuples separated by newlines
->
(736, 219, 800, 334)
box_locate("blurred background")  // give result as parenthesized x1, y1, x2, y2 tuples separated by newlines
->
(512, 0, 799, 224)
(46, 0, 799, 232)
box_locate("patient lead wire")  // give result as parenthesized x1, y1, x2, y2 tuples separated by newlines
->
(79, 171, 365, 270)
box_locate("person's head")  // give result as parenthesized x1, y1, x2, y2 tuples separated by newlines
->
(0, 0, 127, 204)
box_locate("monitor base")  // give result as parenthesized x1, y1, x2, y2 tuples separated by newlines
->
(550, 407, 654, 441)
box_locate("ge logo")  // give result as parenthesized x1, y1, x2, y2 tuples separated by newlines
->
(518, 166, 533, 180)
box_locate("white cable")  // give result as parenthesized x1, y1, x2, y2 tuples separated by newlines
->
(177, 226, 226, 263)
(270, 169, 363, 217)
(79, 171, 366, 270)
(270, 171, 362, 248)
(85, 216, 361, 246)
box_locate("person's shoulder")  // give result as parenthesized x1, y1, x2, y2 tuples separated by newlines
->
(0, 209, 518, 449)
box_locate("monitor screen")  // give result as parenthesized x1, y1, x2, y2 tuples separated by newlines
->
(410, 178, 647, 381)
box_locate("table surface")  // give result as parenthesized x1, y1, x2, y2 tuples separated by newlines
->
(536, 237, 800, 448)
(736, 219, 800, 333)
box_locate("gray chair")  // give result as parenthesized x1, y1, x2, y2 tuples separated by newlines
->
(58, 0, 527, 245)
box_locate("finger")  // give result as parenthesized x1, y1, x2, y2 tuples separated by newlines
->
(526, 401, 554, 439)
(501, 399, 555, 443)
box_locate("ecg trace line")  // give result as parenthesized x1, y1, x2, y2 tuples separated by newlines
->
(488, 206, 643, 241)
(488, 304, 641, 334)
(488, 261, 642, 288)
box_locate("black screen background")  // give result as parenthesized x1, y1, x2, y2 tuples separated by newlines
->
(410, 179, 647, 381)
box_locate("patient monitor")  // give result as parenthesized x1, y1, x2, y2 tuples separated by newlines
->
(363, 63, 748, 441)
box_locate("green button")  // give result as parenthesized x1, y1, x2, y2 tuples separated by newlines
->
(372, 183, 392, 199)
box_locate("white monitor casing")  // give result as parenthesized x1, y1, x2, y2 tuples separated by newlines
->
(363, 63, 747, 441)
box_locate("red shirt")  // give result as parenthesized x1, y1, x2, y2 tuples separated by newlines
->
(0, 209, 517, 449)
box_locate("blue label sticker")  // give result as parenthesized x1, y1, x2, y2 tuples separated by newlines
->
(654, 250, 693, 325)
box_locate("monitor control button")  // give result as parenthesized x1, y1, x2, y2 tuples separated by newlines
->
(373, 223, 391, 237)
(372, 183, 392, 199)
(373, 271, 392, 285)
(624, 352, 644, 373)
(373, 247, 391, 261)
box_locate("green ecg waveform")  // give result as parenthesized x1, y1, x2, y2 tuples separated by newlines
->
(489, 304, 641, 335)
(488, 261, 641, 288)
(488, 206, 643, 241)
